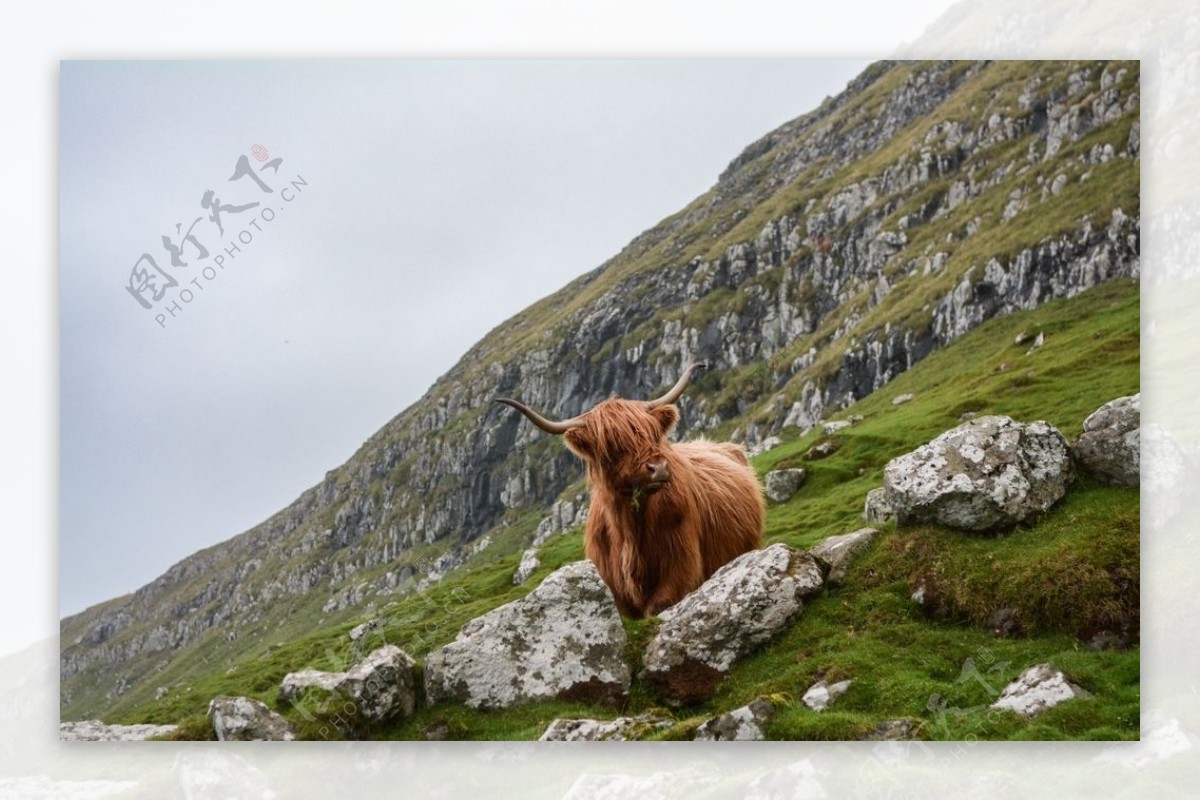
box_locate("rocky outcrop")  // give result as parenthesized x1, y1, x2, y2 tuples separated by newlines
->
(1073, 394, 1140, 486)
(208, 696, 295, 741)
(642, 544, 825, 704)
(764, 468, 807, 503)
(424, 561, 629, 710)
(883, 416, 1075, 531)
(59, 720, 178, 741)
(539, 713, 674, 742)
(991, 663, 1091, 716)
(694, 698, 776, 741)
(809, 528, 878, 585)
(862, 488, 896, 525)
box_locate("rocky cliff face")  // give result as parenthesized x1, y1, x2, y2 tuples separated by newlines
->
(61, 59, 1140, 718)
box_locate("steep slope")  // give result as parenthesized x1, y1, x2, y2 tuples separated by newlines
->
(61, 59, 1140, 721)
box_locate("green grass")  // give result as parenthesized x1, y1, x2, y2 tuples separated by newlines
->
(119, 278, 1137, 741)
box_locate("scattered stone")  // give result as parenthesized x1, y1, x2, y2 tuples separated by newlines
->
(860, 718, 923, 740)
(155, 686, 168, 701)
(862, 488, 896, 525)
(1014, 331, 1030, 346)
(748, 435, 783, 457)
(694, 698, 775, 741)
(764, 468, 808, 503)
(539, 712, 674, 742)
(804, 440, 841, 461)
(642, 544, 825, 704)
(882, 415, 1075, 531)
(892, 393, 915, 406)
(822, 420, 853, 435)
(1073, 393, 1140, 486)
(59, 720, 179, 741)
(1025, 331, 1045, 355)
(802, 679, 853, 712)
(349, 619, 380, 641)
(809, 528, 878, 585)
(512, 547, 541, 585)
(991, 663, 1091, 716)
(207, 696, 296, 741)
(278, 668, 345, 703)
(1051, 173, 1069, 196)
(425, 560, 630, 710)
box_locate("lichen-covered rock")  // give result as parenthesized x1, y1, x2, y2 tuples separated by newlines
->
(642, 544, 825, 704)
(424, 560, 630, 710)
(539, 712, 674, 741)
(764, 468, 807, 503)
(804, 440, 841, 461)
(333, 645, 417, 725)
(512, 547, 541, 585)
(348, 619, 380, 641)
(808, 528, 878, 585)
(693, 698, 775, 741)
(59, 720, 178, 741)
(883, 415, 1075, 531)
(802, 679, 853, 712)
(1073, 394, 1139, 486)
(990, 663, 1091, 716)
(208, 695, 295, 741)
(278, 668, 345, 703)
(862, 487, 896, 524)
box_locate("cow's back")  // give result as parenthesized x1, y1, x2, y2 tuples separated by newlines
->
(674, 439, 765, 577)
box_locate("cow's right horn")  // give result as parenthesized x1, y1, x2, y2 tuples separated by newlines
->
(494, 398, 586, 435)
(645, 361, 708, 409)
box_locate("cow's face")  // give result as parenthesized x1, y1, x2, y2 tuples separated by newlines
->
(563, 400, 679, 498)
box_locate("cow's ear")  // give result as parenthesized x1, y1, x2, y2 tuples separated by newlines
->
(563, 428, 593, 458)
(650, 404, 680, 435)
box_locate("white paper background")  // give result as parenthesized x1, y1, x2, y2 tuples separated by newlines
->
(4, 0, 1196, 797)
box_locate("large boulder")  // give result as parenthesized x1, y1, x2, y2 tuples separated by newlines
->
(207, 696, 295, 741)
(424, 560, 630, 710)
(278, 668, 345, 703)
(1073, 394, 1139, 486)
(990, 663, 1091, 716)
(642, 544, 825, 704)
(809, 528, 878, 585)
(539, 713, 674, 741)
(764, 468, 807, 503)
(333, 645, 417, 725)
(883, 415, 1075, 531)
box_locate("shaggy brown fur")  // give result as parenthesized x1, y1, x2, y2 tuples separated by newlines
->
(559, 399, 765, 618)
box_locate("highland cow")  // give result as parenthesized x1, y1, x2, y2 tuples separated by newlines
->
(496, 363, 764, 618)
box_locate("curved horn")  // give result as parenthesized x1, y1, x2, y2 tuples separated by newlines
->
(645, 361, 708, 409)
(494, 398, 586, 435)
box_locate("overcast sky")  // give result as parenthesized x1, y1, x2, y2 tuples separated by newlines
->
(60, 59, 871, 617)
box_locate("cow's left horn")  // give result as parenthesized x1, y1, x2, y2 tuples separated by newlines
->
(645, 362, 708, 409)
(494, 398, 586, 435)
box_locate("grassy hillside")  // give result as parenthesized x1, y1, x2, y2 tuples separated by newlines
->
(118, 277, 1138, 741)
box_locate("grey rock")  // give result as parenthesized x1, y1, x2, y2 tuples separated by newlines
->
(539, 712, 674, 742)
(332, 645, 417, 725)
(512, 547, 542, 585)
(991, 663, 1091, 716)
(892, 392, 916, 406)
(348, 619, 380, 641)
(1073, 394, 1139, 486)
(59, 720, 178, 741)
(748, 435, 783, 457)
(207, 695, 296, 741)
(278, 668, 345, 703)
(883, 416, 1075, 531)
(425, 560, 629, 710)
(694, 698, 776, 741)
(1025, 331, 1045, 355)
(764, 468, 808, 503)
(809, 528, 878, 584)
(802, 679, 853, 712)
(804, 440, 841, 461)
(642, 544, 825, 704)
(863, 488, 896, 525)
(822, 419, 853, 435)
